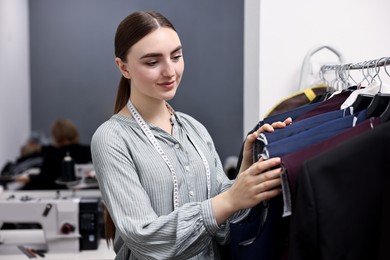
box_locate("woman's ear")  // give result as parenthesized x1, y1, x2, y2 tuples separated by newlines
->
(115, 57, 131, 79)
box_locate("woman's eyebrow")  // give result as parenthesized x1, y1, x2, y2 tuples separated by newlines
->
(140, 45, 182, 59)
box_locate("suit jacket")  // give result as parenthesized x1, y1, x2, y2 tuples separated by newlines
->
(289, 121, 390, 260)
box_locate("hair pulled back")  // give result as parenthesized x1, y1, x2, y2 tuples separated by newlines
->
(106, 11, 176, 246)
(113, 11, 176, 113)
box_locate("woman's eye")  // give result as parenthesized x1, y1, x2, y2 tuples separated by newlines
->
(145, 61, 158, 66)
(172, 55, 182, 62)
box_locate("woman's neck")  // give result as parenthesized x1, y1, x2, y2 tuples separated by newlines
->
(121, 97, 173, 134)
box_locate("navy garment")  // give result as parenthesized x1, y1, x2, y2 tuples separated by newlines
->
(261, 110, 367, 159)
(234, 102, 323, 177)
(230, 196, 289, 260)
(263, 108, 351, 144)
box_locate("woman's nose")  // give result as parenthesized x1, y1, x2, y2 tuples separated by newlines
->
(162, 61, 175, 77)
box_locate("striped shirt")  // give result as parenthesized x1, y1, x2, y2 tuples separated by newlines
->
(91, 110, 245, 259)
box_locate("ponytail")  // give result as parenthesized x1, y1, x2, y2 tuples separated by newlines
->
(105, 75, 130, 247)
(114, 76, 131, 114)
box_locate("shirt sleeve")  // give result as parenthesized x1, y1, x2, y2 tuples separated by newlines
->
(184, 115, 249, 245)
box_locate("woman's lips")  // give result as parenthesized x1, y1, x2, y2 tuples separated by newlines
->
(158, 81, 175, 88)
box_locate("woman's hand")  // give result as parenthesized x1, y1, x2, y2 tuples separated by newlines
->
(212, 157, 282, 225)
(239, 117, 292, 173)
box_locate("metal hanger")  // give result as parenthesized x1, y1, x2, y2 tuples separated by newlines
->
(365, 58, 390, 118)
(379, 57, 390, 122)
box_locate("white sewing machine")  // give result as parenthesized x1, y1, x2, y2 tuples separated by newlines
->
(0, 190, 102, 254)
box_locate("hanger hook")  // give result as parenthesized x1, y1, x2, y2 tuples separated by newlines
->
(337, 65, 346, 90)
(384, 57, 390, 78)
(341, 63, 351, 88)
(357, 61, 368, 87)
(365, 60, 375, 84)
(346, 63, 358, 86)
(373, 57, 387, 92)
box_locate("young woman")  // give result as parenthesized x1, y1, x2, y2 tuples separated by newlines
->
(91, 11, 291, 259)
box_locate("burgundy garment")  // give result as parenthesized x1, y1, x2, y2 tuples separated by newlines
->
(294, 90, 352, 122)
(281, 117, 381, 201)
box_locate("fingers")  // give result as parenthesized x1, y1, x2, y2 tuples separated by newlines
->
(247, 158, 282, 200)
(251, 157, 281, 176)
(252, 158, 283, 199)
(242, 130, 260, 154)
(257, 117, 293, 134)
(246, 130, 259, 143)
(254, 186, 282, 202)
(244, 117, 293, 148)
(256, 177, 281, 196)
(232, 157, 283, 210)
(258, 123, 275, 134)
(283, 117, 293, 125)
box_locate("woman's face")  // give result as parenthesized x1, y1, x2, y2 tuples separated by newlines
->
(120, 27, 184, 102)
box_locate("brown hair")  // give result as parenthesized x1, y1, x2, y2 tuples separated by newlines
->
(113, 11, 176, 114)
(105, 10, 176, 247)
(51, 119, 80, 147)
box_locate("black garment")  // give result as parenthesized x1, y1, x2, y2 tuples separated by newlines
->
(289, 121, 390, 260)
(1, 152, 43, 178)
(22, 144, 92, 190)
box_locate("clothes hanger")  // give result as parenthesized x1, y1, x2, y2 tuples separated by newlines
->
(380, 103, 390, 122)
(379, 57, 390, 122)
(359, 60, 374, 88)
(345, 63, 359, 90)
(365, 93, 390, 118)
(348, 61, 374, 113)
(335, 66, 346, 91)
(365, 58, 390, 118)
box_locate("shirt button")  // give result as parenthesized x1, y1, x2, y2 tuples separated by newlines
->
(185, 166, 190, 171)
(189, 191, 195, 197)
(174, 144, 180, 149)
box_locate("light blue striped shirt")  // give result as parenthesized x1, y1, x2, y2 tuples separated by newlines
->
(91, 110, 244, 259)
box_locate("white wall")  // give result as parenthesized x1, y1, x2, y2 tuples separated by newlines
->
(244, 0, 390, 134)
(244, 0, 261, 136)
(0, 0, 30, 167)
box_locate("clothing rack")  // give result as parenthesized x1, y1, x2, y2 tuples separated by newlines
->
(320, 56, 390, 72)
(318, 56, 390, 88)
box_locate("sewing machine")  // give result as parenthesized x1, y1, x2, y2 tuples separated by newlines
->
(0, 190, 102, 254)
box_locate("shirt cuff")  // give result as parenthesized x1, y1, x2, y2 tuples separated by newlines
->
(201, 199, 220, 235)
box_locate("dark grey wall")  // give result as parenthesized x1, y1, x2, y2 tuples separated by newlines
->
(29, 0, 244, 163)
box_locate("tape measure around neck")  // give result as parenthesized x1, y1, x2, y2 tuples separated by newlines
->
(127, 100, 211, 210)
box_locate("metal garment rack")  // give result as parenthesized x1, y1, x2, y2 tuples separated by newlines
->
(318, 57, 390, 87)
(320, 56, 390, 71)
